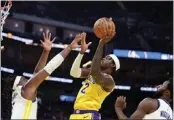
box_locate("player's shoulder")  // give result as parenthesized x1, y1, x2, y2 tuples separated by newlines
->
(103, 73, 115, 83)
(142, 97, 157, 103)
(140, 97, 157, 105)
(139, 97, 158, 112)
(102, 73, 114, 80)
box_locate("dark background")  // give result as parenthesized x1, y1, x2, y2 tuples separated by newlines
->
(1, 1, 173, 120)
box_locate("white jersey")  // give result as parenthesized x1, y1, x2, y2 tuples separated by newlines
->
(143, 99, 173, 120)
(11, 86, 38, 119)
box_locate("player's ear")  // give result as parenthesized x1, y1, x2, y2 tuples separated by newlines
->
(110, 63, 115, 68)
(164, 89, 170, 96)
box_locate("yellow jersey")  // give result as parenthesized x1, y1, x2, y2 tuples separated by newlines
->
(74, 75, 113, 111)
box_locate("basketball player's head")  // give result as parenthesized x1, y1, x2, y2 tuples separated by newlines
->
(154, 79, 173, 103)
(13, 76, 28, 90)
(100, 54, 120, 74)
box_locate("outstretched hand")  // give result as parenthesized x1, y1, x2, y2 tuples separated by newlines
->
(80, 32, 92, 54)
(69, 34, 82, 49)
(40, 31, 56, 52)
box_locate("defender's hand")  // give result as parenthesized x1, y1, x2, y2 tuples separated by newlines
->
(115, 96, 127, 110)
(80, 32, 92, 54)
(40, 31, 56, 52)
(70, 34, 82, 49)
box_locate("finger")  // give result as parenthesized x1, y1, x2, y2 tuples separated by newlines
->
(118, 96, 121, 100)
(87, 42, 92, 47)
(43, 33, 46, 40)
(51, 37, 56, 43)
(76, 35, 82, 42)
(123, 97, 126, 101)
(76, 34, 81, 38)
(108, 20, 113, 37)
(116, 97, 119, 101)
(82, 32, 86, 44)
(98, 19, 106, 37)
(109, 32, 115, 39)
(46, 30, 49, 39)
(49, 33, 51, 40)
(40, 40, 44, 44)
(102, 18, 108, 36)
(111, 19, 115, 35)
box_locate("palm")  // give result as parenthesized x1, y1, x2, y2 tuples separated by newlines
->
(70, 34, 82, 49)
(81, 32, 91, 53)
(41, 31, 56, 51)
(42, 40, 52, 51)
(115, 96, 127, 110)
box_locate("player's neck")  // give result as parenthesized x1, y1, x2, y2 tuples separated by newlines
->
(100, 67, 111, 74)
(101, 69, 109, 74)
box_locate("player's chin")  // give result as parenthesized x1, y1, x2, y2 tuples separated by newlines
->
(100, 63, 106, 68)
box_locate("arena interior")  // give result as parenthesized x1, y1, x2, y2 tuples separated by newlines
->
(1, 1, 173, 120)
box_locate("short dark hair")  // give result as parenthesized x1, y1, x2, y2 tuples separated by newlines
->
(167, 79, 173, 93)
(153, 79, 173, 98)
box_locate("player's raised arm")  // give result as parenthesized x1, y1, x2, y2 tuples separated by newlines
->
(70, 32, 92, 78)
(90, 24, 115, 91)
(22, 34, 82, 100)
(115, 96, 155, 119)
(33, 31, 56, 74)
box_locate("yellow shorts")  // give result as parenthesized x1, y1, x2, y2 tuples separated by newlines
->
(69, 113, 92, 119)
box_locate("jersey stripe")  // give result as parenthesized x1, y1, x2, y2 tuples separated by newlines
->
(26, 101, 33, 119)
(22, 100, 32, 119)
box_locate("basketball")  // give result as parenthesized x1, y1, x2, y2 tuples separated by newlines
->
(93, 17, 116, 39)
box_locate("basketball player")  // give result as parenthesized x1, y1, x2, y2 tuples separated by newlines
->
(70, 31, 120, 119)
(11, 32, 83, 119)
(115, 80, 173, 119)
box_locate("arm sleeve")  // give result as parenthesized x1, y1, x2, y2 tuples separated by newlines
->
(70, 53, 84, 78)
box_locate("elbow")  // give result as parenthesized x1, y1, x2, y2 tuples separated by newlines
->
(70, 71, 78, 78)
(70, 68, 81, 78)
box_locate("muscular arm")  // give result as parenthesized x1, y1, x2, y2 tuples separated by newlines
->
(90, 41, 114, 92)
(33, 50, 50, 74)
(22, 46, 72, 100)
(115, 98, 157, 120)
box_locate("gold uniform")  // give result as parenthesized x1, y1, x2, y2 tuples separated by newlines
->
(70, 75, 113, 119)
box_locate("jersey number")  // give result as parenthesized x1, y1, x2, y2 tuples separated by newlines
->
(81, 83, 89, 94)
